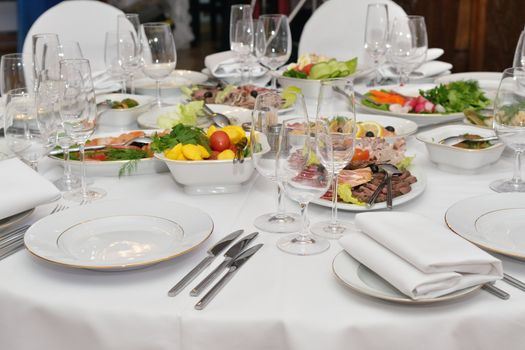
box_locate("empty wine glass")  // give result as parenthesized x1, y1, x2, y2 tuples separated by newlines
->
(276, 115, 333, 255)
(387, 16, 428, 85)
(141, 22, 177, 108)
(254, 14, 292, 90)
(513, 27, 525, 68)
(118, 13, 142, 94)
(32, 33, 61, 81)
(364, 3, 389, 85)
(230, 4, 253, 85)
(490, 67, 525, 192)
(4, 88, 54, 171)
(58, 41, 84, 60)
(105, 31, 125, 91)
(310, 80, 357, 239)
(59, 59, 105, 202)
(0, 53, 34, 95)
(250, 91, 301, 233)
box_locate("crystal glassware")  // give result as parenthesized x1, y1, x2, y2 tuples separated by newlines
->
(140, 22, 177, 108)
(310, 80, 357, 239)
(364, 3, 389, 86)
(254, 14, 292, 90)
(513, 27, 525, 68)
(490, 67, 525, 192)
(276, 115, 333, 256)
(387, 15, 428, 85)
(230, 4, 253, 85)
(104, 30, 125, 92)
(32, 33, 61, 81)
(58, 58, 105, 202)
(0, 53, 34, 95)
(117, 13, 142, 94)
(250, 91, 301, 233)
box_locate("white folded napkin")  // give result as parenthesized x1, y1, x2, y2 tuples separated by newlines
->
(380, 48, 452, 79)
(339, 212, 502, 300)
(0, 158, 60, 220)
(205, 50, 266, 78)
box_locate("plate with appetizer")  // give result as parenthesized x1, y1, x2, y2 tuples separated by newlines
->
(134, 69, 209, 97)
(356, 114, 418, 140)
(49, 130, 168, 177)
(356, 81, 491, 126)
(311, 138, 426, 211)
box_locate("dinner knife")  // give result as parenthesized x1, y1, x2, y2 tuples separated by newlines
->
(190, 231, 259, 297)
(195, 243, 263, 310)
(503, 273, 525, 292)
(481, 283, 510, 300)
(167, 229, 244, 297)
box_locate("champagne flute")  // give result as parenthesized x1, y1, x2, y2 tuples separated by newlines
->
(254, 14, 292, 90)
(59, 59, 105, 202)
(105, 30, 125, 92)
(230, 4, 253, 85)
(364, 4, 389, 86)
(310, 80, 357, 239)
(276, 116, 332, 255)
(4, 88, 54, 171)
(32, 33, 61, 81)
(117, 13, 142, 94)
(141, 22, 177, 108)
(490, 67, 525, 192)
(387, 16, 428, 85)
(250, 91, 301, 233)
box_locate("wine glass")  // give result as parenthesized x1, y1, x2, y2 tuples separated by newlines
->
(364, 3, 389, 86)
(230, 4, 253, 85)
(4, 88, 54, 171)
(58, 41, 84, 60)
(254, 14, 292, 90)
(58, 58, 105, 202)
(141, 22, 177, 108)
(310, 80, 357, 239)
(513, 27, 525, 68)
(0, 53, 34, 95)
(32, 33, 61, 81)
(490, 67, 525, 192)
(276, 116, 333, 255)
(250, 91, 301, 233)
(117, 13, 142, 94)
(387, 16, 428, 85)
(105, 31, 125, 92)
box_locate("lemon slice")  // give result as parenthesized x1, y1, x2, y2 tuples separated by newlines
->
(357, 121, 384, 138)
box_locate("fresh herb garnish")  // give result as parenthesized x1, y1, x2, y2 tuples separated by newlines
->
(118, 159, 140, 177)
(150, 124, 210, 153)
(419, 80, 490, 113)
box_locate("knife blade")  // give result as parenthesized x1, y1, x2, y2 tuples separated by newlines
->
(190, 231, 259, 297)
(195, 243, 263, 310)
(167, 229, 244, 297)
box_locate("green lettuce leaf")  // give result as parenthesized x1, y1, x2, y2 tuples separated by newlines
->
(397, 155, 415, 171)
(338, 183, 366, 206)
(156, 101, 204, 129)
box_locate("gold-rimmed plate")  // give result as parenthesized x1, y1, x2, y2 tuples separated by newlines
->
(445, 193, 525, 260)
(24, 200, 213, 270)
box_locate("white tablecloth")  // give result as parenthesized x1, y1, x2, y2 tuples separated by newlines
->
(1, 112, 525, 349)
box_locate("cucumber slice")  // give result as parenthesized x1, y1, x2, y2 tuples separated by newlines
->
(308, 62, 330, 80)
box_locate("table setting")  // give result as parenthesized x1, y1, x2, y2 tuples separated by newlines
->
(1, 2, 525, 350)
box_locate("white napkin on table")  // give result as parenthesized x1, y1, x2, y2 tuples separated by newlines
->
(205, 50, 266, 78)
(0, 158, 60, 220)
(339, 212, 502, 300)
(381, 48, 452, 78)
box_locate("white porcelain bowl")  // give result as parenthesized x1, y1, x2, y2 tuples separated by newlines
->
(276, 73, 325, 99)
(97, 93, 153, 128)
(155, 153, 255, 194)
(416, 125, 505, 173)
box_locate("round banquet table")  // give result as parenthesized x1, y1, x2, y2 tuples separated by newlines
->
(1, 107, 525, 350)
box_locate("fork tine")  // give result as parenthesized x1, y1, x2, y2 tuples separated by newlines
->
(49, 204, 61, 215)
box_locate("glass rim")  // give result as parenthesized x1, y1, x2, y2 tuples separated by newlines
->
(1, 52, 31, 59)
(119, 13, 139, 18)
(503, 67, 525, 73)
(259, 14, 288, 19)
(231, 4, 252, 9)
(141, 22, 171, 28)
(6, 87, 31, 96)
(59, 58, 89, 65)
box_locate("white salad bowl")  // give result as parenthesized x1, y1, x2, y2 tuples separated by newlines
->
(416, 125, 505, 173)
(97, 93, 154, 128)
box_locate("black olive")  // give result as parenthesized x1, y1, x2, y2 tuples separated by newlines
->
(365, 131, 375, 137)
(204, 91, 213, 98)
(250, 90, 258, 98)
(385, 126, 395, 132)
(370, 164, 379, 173)
(337, 127, 343, 133)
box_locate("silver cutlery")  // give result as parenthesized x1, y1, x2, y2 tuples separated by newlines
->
(190, 231, 259, 297)
(482, 283, 510, 300)
(503, 273, 525, 292)
(195, 243, 263, 310)
(439, 135, 498, 147)
(167, 229, 244, 297)
(380, 164, 402, 210)
(202, 103, 232, 128)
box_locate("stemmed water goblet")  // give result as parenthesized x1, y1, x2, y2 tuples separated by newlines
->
(254, 14, 292, 90)
(0, 53, 34, 96)
(310, 80, 357, 239)
(490, 67, 525, 192)
(230, 4, 253, 85)
(250, 91, 301, 233)
(140, 22, 177, 108)
(364, 3, 389, 86)
(275, 110, 333, 255)
(58, 58, 105, 202)
(117, 13, 142, 94)
(387, 15, 428, 85)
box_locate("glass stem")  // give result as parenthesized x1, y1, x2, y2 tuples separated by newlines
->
(512, 150, 523, 184)
(331, 170, 340, 225)
(270, 69, 277, 90)
(399, 70, 409, 86)
(63, 145, 72, 182)
(298, 203, 310, 241)
(129, 72, 135, 94)
(79, 143, 87, 199)
(121, 76, 127, 93)
(276, 183, 286, 214)
(155, 80, 162, 107)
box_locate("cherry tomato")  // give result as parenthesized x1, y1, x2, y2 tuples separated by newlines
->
(88, 152, 107, 161)
(301, 63, 314, 76)
(209, 131, 231, 152)
(209, 151, 220, 160)
(351, 148, 369, 162)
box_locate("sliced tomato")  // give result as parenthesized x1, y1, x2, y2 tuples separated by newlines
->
(301, 63, 314, 76)
(87, 153, 107, 161)
(351, 148, 370, 162)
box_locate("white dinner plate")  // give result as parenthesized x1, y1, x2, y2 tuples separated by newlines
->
(445, 193, 525, 260)
(134, 70, 208, 97)
(312, 166, 426, 211)
(0, 208, 34, 231)
(356, 84, 464, 127)
(25, 200, 214, 270)
(137, 104, 252, 129)
(48, 130, 168, 177)
(332, 250, 481, 304)
(357, 113, 418, 139)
